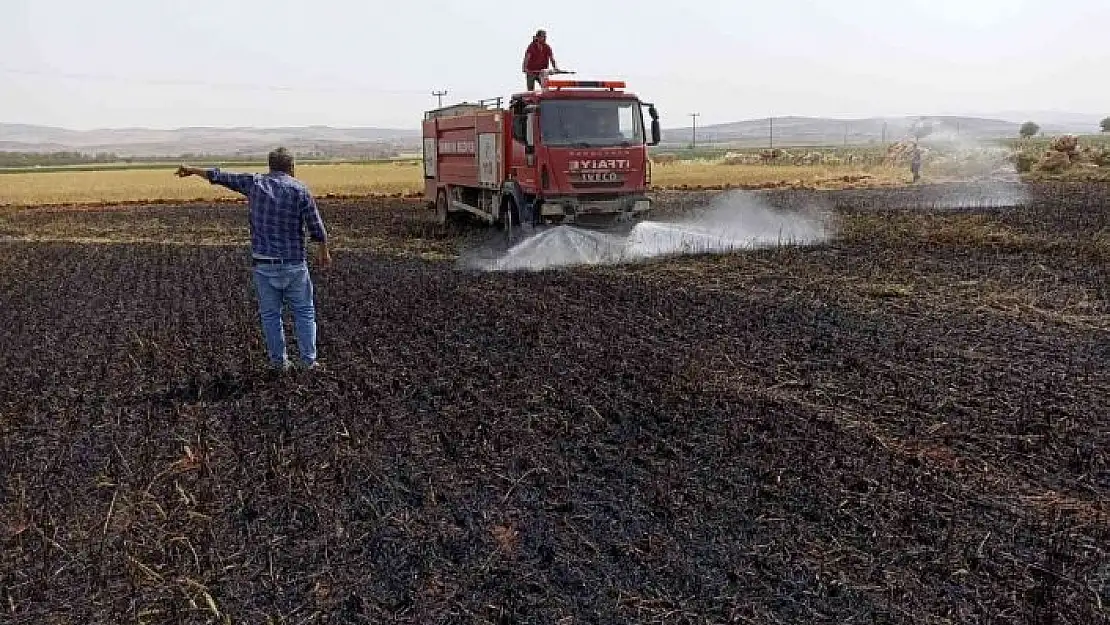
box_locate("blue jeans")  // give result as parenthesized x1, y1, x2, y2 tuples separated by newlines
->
(251, 261, 317, 366)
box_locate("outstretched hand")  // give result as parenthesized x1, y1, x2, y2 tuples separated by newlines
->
(176, 165, 204, 178)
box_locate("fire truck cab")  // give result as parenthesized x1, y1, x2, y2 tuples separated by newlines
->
(422, 78, 661, 231)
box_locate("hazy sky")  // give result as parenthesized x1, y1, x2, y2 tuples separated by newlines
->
(2, 0, 1107, 130)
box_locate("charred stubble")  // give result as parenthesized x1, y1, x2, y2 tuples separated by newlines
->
(0, 182, 1106, 624)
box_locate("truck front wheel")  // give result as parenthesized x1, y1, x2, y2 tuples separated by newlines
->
(500, 198, 518, 241)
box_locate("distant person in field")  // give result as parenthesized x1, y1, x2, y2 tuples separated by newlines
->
(175, 147, 331, 372)
(522, 29, 560, 90)
(910, 145, 923, 183)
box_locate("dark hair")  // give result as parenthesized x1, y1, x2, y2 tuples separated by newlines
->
(535, 29, 546, 38)
(268, 147, 294, 173)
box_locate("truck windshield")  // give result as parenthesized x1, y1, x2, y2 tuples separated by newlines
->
(539, 99, 644, 147)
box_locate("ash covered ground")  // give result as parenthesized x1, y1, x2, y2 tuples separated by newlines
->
(0, 182, 1107, 624)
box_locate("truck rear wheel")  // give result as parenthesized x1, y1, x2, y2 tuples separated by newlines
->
(435, 189, 449, 225)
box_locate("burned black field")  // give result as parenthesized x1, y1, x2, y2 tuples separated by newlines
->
(1, 182, 1108, 624)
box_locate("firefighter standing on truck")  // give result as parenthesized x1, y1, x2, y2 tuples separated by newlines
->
(523, 29, 559, 90)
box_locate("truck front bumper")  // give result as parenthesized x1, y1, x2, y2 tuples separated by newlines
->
(538, 195, 652, 223)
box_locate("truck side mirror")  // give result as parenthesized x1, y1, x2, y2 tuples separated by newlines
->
(645, 104, 661, 146)
(512, 116, 527, 144)
(513, 110, 538, 151)
(524, 112, 536, 154)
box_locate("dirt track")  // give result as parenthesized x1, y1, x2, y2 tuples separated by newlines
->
(1, 183, 1107, 623)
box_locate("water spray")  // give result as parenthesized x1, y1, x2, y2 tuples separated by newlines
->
(457, 190, 834, 272)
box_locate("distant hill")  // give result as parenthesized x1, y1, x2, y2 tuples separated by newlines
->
(660, 114, 1101, 148)
(0, 123, 422, 158)
(2, 110, 1104, 157)
(974, 110, 1105, 130)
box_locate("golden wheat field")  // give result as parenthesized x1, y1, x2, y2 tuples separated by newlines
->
(651, 160, 907, 188)
(0, 159, 912, 206)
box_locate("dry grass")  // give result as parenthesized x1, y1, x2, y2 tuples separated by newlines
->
(1026, 166, 1110, 184)
(1, 160, 913, 207)
(651, 160, 907, 189)
(0, 162, 424, 206)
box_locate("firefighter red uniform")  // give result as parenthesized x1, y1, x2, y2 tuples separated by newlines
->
(522, 29, 558, 90)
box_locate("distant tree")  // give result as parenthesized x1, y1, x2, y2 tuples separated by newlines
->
(0, 150, 121, 167)
(1019, 121, 1040, 138)
(1101, 117, 1110, 133)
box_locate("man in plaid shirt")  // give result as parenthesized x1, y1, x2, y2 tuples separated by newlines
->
(177, 147, 331, 371)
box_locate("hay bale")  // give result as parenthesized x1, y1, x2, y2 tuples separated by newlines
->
(1036, 150, 1072, 173)
(885, 139, 919, 163)
(1013, 152, 1037, 173)
(758, 148, 793, 163)
(760, 148, 783, 162)
(722, 152, 761, 165)
(1051, 135, 1079, 154)
(1089, 147, 1110, 167)
(1074, 145, 1110, 167)
(796, 151, 824, 165)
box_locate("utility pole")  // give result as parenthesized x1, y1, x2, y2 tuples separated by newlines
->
(769, 117, 774, 149)
(432, 90, 447, 108)
(882, 121, 887, 145)
(690, 113, 699, 149)
(844, 123, 848, 147)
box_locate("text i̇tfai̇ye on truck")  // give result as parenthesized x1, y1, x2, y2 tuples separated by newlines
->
(421, 77, 661, 233)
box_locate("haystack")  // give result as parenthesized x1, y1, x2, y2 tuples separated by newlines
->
(1077, 145, 1110, 167)
(760, 148, 789, 162)
(1036, 150, 1072, 173)
(1051, 134, 1079, 155)
(884, 139, 924, 164)
(795, 151, 824, 166)
(722, 152, 761, 165)
(1094, 148, 1110, 168)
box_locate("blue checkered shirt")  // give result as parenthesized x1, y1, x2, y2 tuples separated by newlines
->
(207, 169, 328, 261)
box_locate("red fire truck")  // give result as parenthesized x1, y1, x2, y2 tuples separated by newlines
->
(421, 77, 661, 232)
